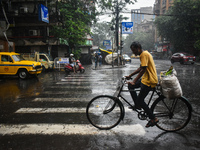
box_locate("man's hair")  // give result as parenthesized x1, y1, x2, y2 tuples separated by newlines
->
(130, 42, 142, 50)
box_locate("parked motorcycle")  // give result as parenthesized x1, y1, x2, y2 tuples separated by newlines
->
(64, 60, 85, 73)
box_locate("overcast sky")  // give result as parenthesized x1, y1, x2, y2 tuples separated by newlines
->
(98, 0, 155, 22)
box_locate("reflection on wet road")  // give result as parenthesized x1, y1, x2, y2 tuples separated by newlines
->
(0, 59, 200, 150)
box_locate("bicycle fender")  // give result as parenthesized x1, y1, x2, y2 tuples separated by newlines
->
(102, 95, 125, 120)
(113, 97, 125, 121)
(150, 95, 165, 111)
(180, 96, 193, 112)
(90, 95, 125, 121)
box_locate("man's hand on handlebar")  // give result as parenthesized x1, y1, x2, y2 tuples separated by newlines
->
(124, 76, 135, 85)
(125, 76, 132, 80)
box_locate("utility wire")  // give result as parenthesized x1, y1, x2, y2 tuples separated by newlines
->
(98, 11, 200, 17)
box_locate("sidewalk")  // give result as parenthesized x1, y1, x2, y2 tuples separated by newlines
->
(93, 64, 126, 70)
(195, 62, 200, 66)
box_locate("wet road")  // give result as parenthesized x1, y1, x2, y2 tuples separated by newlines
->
(0, 59, 200, 150)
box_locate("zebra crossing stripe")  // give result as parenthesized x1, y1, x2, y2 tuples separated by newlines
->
(33, 98, 91, 102)
(56, 82, 116, 85)
(15, 108, 86, 113)
(41, 90, 115, 95)
(0, 124, 146, 136)
(45, 86, 117, 89)
(61, 79, 113, 82)
(15, 107, 136, 114)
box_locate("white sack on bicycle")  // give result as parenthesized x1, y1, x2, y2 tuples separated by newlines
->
(160, 74, 183, 99)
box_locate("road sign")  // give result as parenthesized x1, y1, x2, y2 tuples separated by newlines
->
(57, 58, 69, 64)
(122, 22, 133, 34)
(103, 40, 111, 46)
(38, 4, 49, 23)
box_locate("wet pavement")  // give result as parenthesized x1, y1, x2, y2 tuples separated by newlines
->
(0, 59, 200, 150)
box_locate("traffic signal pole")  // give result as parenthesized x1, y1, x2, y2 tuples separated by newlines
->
(115, 0, 119, 66)
(120, 23, 123, 65)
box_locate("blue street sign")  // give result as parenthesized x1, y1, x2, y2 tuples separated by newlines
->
(103, 40, 111, 46)
(122, 22, 134, 34)
(38, 4, 49, 23)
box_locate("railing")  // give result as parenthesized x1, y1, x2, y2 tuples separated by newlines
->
(54, 57, 69, 71)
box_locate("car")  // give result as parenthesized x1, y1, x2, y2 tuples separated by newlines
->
(170, 52, 196, 64)
(131, 54, 140, 59)
(123, 54, 131, 63)
(0, 52, 42, 79)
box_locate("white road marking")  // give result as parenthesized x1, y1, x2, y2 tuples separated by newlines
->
(56, 82, 116, 85)
(0, 76, 148, 136)
(0, 124, 146, 136)
(33, 97, 91, 102)
(15, 107, 136, 114)
(42, 90, 115, 94)
(46, 86, 116, 89)
(15, 108, 86, 113)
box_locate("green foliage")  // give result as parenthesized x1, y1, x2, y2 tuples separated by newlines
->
(92, 0, 138, 51)
(73, 48, 82, 59)
(123, 31, 155, 54)
(92, 22, 114, 48)
(194, 40, 200, 51)
(154, 0, 200, 54)
(51, 0, 96, 53)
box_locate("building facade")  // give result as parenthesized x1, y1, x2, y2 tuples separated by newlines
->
(131, 7, 155, 32)
(0, 0, 94, 64)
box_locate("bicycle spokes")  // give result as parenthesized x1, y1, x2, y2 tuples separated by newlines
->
(152, 97, 192, 132)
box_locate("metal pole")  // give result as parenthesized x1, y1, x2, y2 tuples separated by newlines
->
(45, 0, 50, 56)
(112, 37, 114, 67)
(120, 22, 122, 65)
(116, 0, 119, 66)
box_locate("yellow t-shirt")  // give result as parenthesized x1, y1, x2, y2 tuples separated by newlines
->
(140, 51, 158, 88)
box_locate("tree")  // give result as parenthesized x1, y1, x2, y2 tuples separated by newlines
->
(96, 0, 137, 47)
(96, 0, 136, 17)
(123, 31, 155, 55)
(155, 0, 200, 55)
(51, 0, 96, 57)
(92, 22, 114, 48)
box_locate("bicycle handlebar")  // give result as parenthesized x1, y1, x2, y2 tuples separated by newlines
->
(121, 76, 160, 90)
(121, 76, 133, 85)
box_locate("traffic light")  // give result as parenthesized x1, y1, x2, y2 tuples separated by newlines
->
(120, 40, 124, 48)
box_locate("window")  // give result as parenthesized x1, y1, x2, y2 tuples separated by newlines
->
(40, 55, 47, 61)
(1, 55, 12, 62)
(12, 55, 24, 61)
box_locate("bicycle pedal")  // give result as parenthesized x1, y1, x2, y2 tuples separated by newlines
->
(138, 111, 148, 120)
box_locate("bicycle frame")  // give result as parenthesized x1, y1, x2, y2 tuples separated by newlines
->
(86, 77, 192, 131)
(114, 78, 162, 112)
(103, 78, 163, 122)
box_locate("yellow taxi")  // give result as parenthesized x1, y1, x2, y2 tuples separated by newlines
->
(0, 52, 42, 79)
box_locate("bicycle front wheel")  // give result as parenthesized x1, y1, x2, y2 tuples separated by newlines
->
(151, 96, 192, 132)
(86, 95, 123, 130)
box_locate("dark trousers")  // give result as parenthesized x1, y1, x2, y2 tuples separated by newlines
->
(128, 80, 155, 119)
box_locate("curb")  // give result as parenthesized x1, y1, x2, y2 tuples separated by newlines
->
(98, 65, 126, 70)
(195, 62, 200, 66)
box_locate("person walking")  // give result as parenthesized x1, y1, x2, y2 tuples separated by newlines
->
(94, 52, 98, 69)
(125, 42, 159, 128)
(99, 54, 102, 67)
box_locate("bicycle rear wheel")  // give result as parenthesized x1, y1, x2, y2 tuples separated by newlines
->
(86, 95, 123, 130)
(151, 96, 192, 132)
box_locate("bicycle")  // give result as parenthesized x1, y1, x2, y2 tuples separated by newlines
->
(86, 77, 192, 132)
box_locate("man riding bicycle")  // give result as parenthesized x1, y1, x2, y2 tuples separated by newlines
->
(126, 42, 159, 128)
